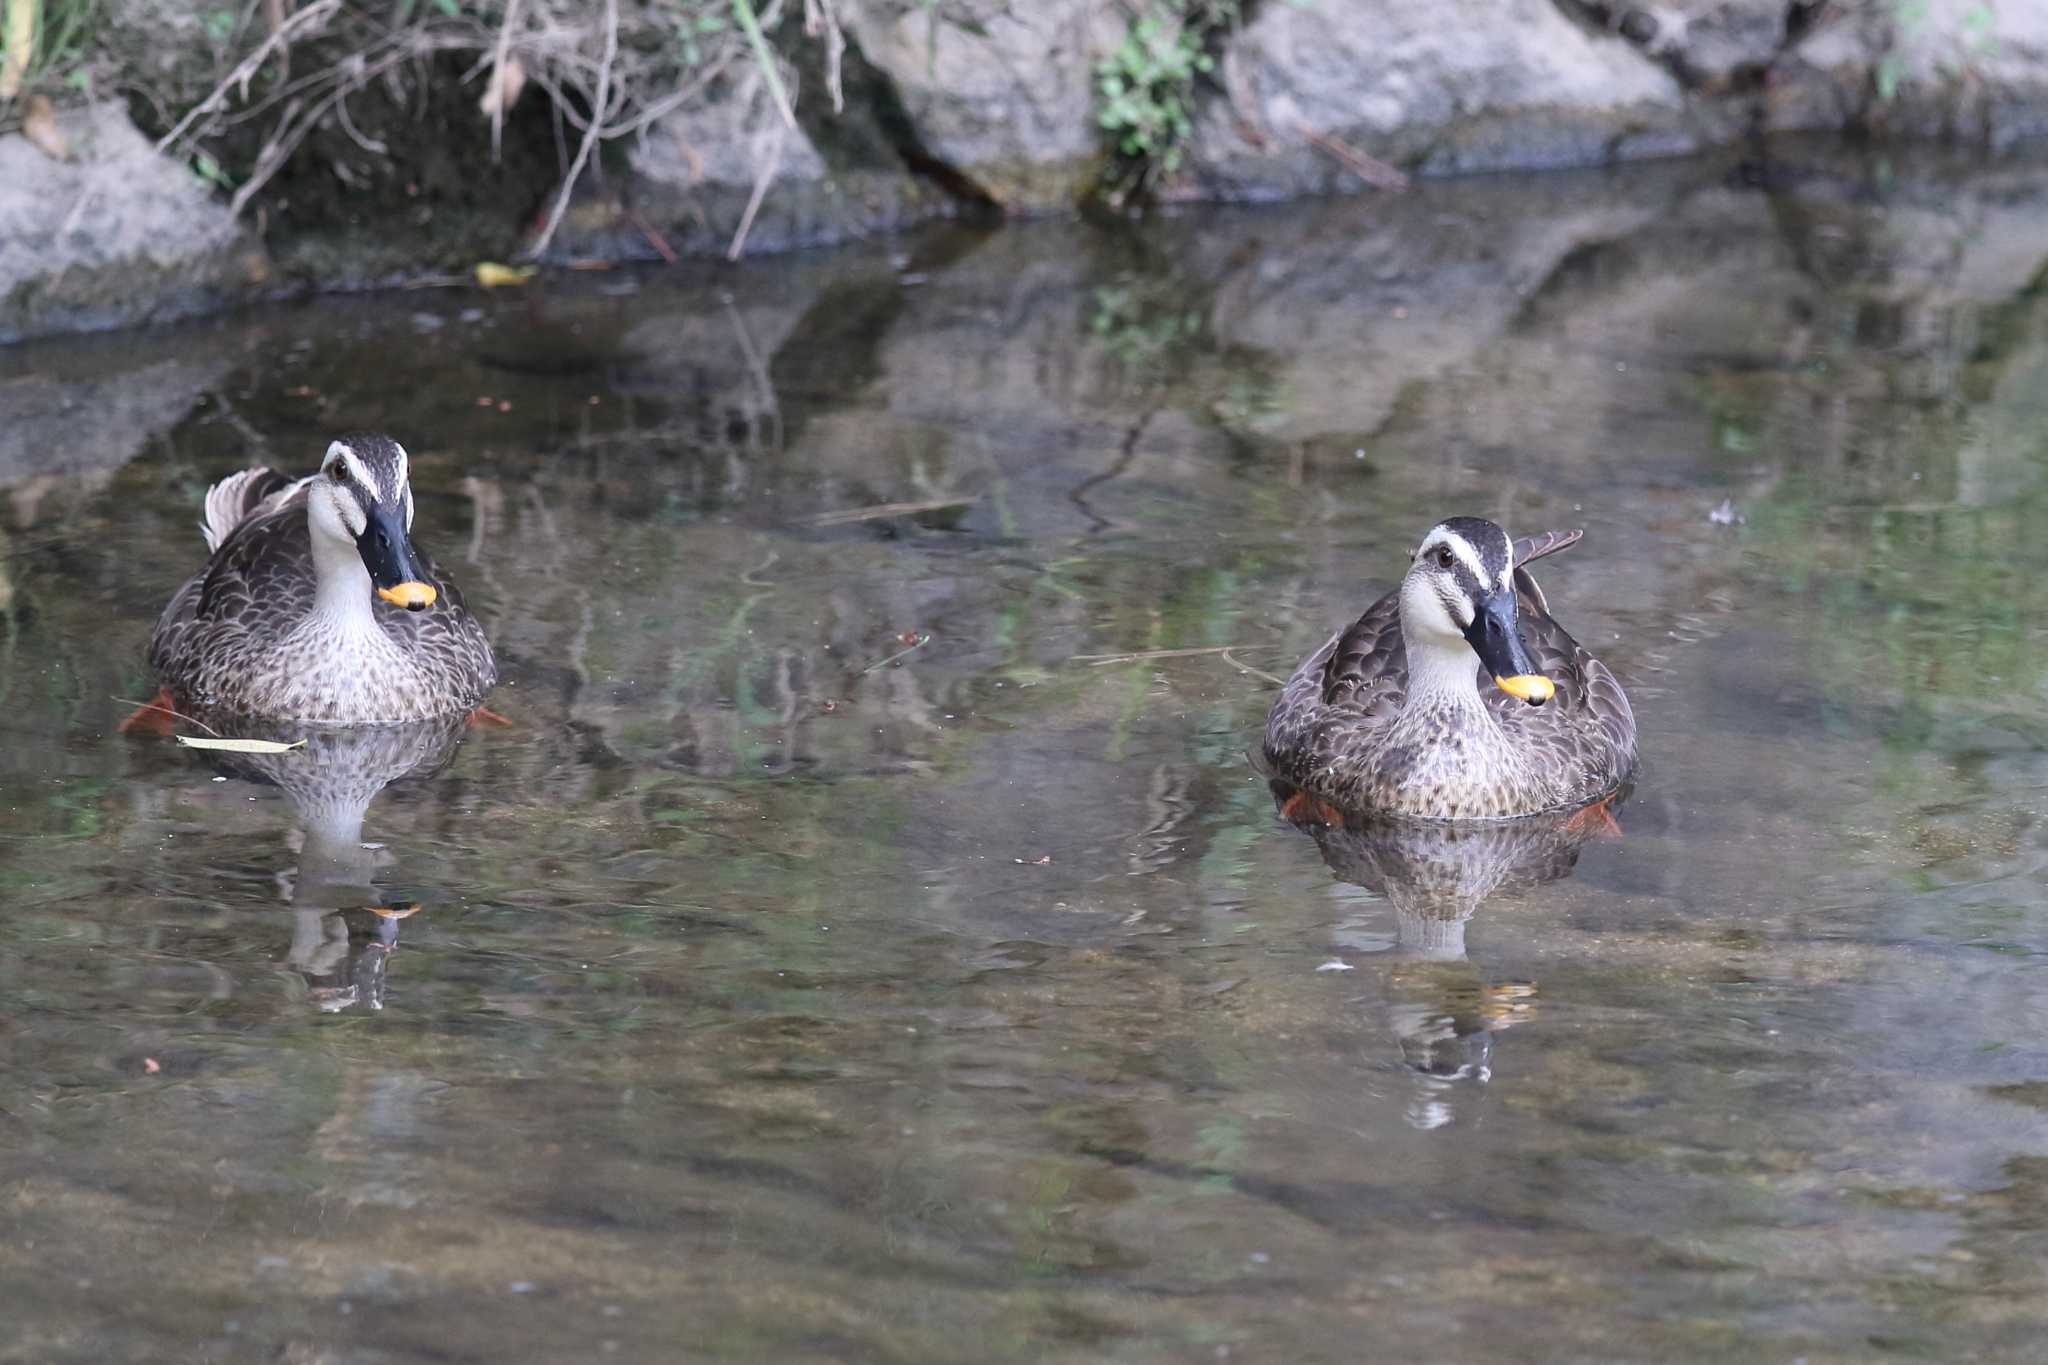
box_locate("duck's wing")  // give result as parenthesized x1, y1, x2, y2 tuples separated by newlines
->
(1510, 529, 1581, 617)
(1512, 528, 1582, 567)
(150, 494, 317, 684)
(1320, 586, 1406, 716)
(196, 494, 316, 623)
(1262, 588, 1404, 783)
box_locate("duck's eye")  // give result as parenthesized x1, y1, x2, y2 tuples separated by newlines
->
(1434, 545, 1455, 569)
(327, 463, 346, 484)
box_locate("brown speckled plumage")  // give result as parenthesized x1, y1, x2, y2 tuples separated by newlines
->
(149, 434, 496, 724)
(1264, 522, 1636, 820)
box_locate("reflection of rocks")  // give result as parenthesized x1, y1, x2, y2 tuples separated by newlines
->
(1273, 779, 1626, 1128)
(1198, 168, 1680, 443)
(188, 716, 468, 1012)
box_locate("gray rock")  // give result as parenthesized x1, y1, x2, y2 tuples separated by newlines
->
(1561, 1, 1794, 90)
(558, 68, 947, 261)
(1186, 0, 1696, 200)
(635, 72, 832, 191)
(842, 0, 1125, 209)
(0, 102, 266, 342)
(1798, 0, 2048, 143)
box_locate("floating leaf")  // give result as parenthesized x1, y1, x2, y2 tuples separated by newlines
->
(23, 95, 70, 162)
(474, 261, 536, 288)
(176, 735, 306, 753)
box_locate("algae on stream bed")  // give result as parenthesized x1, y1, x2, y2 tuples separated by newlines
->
(3, 145, 2048, 1362)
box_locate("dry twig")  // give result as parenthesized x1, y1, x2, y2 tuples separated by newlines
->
(806, 497, 978, 527)
(804, 0, 845, 114)
(1072, 645, 1280, 666)
(111, 696, 222, 736)
(523, 0, 616, 261)
(487, 0, 524, 159)
(155, 0, 342, 154)
(727, 109, 786, 261)
(860, 633, 931, 674)
(1298, 124, 1409, 191)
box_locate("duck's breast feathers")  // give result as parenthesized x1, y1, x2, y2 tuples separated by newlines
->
(371, 540, 498, 691)
(1485, 587, 1637, 780)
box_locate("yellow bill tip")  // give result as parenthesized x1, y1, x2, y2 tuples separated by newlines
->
(377, 581, 437, 610)
(1495, 673, 1555, 704)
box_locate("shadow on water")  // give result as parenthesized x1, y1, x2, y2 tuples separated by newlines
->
(6, 138, 2048, 1360)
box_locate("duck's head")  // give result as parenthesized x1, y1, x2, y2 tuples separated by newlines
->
(307, 433, 438, 612)
(1399, 516, 1554, 706)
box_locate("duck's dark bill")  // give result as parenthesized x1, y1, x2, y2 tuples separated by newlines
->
(357, 501, 437, 611)
(1494, 673, 1556, 704)
(1462, 589, 1552, 706)
(376, 581, 438, 610)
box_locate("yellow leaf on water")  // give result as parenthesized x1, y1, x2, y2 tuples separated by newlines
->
(23, 95, 69, 162)
(176, 735, 306, 753)
(474, 262, 536, 288)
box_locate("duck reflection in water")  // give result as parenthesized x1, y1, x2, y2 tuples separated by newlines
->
(1270, 779, 1627, 1129)
(175, 714, 469, 1012)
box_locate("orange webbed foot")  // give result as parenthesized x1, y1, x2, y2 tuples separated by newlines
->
(117, 688, 182, 737)
(1278, 791, 1346, 827)
(1562, 795, 1623, 839)
(466, 705, 514, 729)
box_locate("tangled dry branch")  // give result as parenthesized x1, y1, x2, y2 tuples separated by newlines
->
(153, 0, 840, 259)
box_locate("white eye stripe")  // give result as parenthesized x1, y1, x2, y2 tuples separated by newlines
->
(327, 442, 378, 496)
(1420, 529, 1492, 587)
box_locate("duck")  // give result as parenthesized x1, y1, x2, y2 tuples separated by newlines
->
(1263, 516, 1635, 820)
(147, 432, 497, 725)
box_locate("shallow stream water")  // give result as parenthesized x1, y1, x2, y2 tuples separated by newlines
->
(5, 143, 2048, 1363)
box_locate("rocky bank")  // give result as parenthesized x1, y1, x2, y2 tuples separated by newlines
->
(3, 0, 2048, 341)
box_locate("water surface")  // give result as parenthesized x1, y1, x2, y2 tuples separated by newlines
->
(6, 144, 2048, 1363)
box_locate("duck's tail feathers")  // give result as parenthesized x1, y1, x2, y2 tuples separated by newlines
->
(200, 467, 294, 551)
(1512, 528, 1583, 568)
(1511, 529, 1584, 617)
